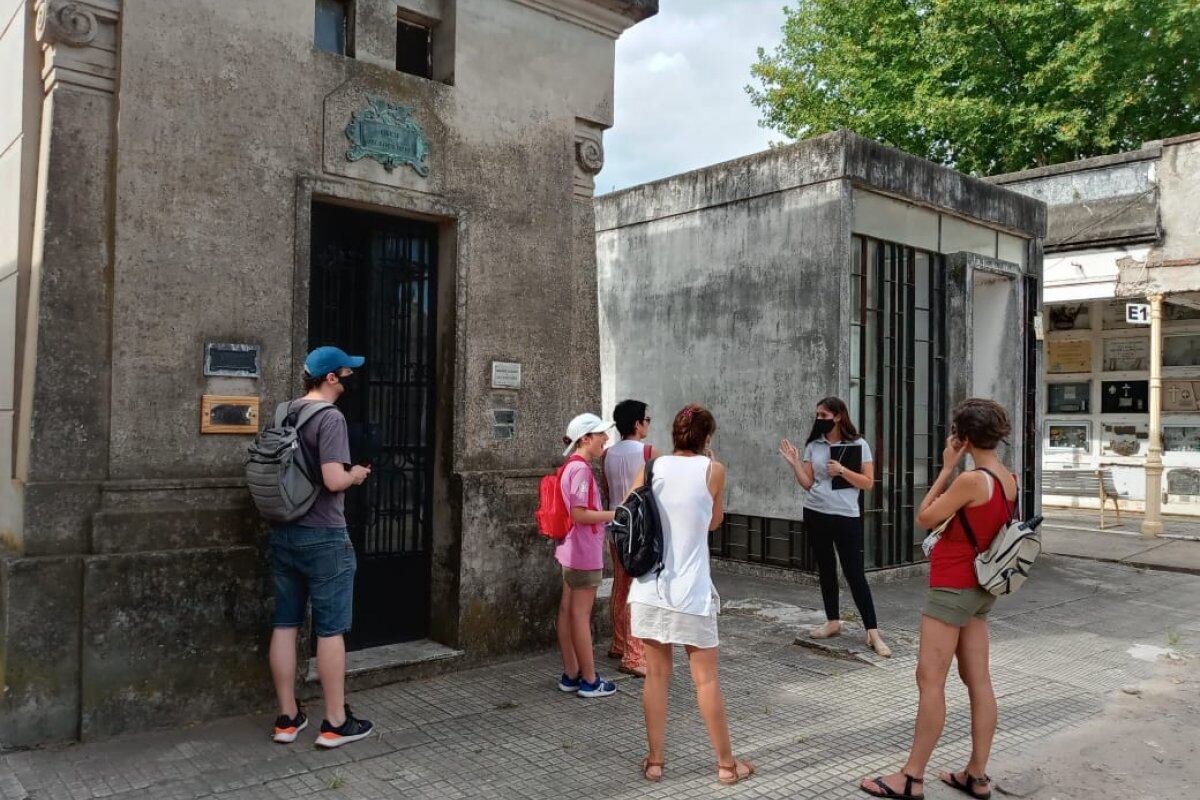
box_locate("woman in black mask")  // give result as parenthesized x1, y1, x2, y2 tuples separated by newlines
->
(779, 397, 891, 657)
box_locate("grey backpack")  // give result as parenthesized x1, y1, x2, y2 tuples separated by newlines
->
(245, 401, 335, 523)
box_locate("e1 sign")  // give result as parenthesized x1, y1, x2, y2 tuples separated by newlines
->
(1126, 303, 1151, 325)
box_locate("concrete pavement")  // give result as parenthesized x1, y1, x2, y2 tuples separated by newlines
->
(2, 554, 1197, 800)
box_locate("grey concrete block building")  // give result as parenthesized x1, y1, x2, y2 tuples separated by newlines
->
(597, 131, 1046, 573)
(0, 0, 656, 746)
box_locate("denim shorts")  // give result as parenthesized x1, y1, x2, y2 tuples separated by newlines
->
(270, 525, 356, 638)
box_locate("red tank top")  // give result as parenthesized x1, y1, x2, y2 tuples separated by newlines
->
(929, 471, 1016, 589)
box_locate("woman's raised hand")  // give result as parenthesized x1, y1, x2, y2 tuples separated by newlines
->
(779, 438, 800, 465)
(941, 435, 969, 470)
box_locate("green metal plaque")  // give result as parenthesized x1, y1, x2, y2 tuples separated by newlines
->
(344, 96, 431, 176)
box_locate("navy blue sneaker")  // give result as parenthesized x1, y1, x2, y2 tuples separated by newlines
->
(315, 704, 374, 748)
(577, 675, 617, 698)
(557, 672, 582, 692)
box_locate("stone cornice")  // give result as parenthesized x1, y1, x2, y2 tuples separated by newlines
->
(509, 0, 655, 38)
(36, 0, 120, 94)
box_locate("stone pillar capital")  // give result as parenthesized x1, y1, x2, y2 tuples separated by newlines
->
(35, 0, 120, 94)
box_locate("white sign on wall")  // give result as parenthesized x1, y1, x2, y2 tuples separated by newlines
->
(491, 361, 522, 390)
(1126, 303, 1151, 325)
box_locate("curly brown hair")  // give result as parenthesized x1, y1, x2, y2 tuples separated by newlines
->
(952, 398, 1011, 450)
(672, 404, 716, 453)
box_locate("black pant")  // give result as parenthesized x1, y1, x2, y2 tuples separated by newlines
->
(805, 508, 878, 630)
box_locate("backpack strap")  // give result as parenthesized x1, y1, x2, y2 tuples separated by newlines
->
(273, 401, 292, 428)
(976, 467, 1018, 521)
(294, 401, 336, 430)
(955, 506, 982, 554)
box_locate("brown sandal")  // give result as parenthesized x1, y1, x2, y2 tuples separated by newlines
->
(641, 757, 664, 782)
(717, 758, 755, 785)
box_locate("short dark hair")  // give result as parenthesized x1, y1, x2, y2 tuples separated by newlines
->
(672, 404, 716, 453)
(613, 399, 648, 437)
(952, 398, 1011, 450)
(301, 371, 325, 392)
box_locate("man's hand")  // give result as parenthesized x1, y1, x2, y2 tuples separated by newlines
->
(349, 464, 371, 485)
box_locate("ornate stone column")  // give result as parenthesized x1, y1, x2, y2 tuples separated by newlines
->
(1, 0, 120, 747)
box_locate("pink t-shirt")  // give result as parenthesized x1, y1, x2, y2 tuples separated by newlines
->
(554, 458, 605, 570)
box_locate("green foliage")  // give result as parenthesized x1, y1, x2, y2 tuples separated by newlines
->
(749, 0, 1200, 174)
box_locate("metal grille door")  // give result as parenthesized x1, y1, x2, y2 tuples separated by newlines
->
(309, 203, 437, 648)
(854, 236, 948, 569)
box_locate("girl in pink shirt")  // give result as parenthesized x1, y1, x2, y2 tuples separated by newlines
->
(555, 413, 618, 698)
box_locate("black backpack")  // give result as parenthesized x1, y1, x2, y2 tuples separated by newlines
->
(609, 458, 664, 578)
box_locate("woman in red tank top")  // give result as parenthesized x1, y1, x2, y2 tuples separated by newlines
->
(861, 399, 1016, 800)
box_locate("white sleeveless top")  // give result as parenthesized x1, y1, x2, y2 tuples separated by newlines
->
(627, 455, 717, 617)
(603, 438, 650, 510)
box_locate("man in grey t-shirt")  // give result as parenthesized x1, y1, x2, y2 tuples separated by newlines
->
(268, 346, 374, 749)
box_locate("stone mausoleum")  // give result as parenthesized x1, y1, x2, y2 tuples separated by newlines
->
(597, 131, 1046, 574)
(0, 0, 656, 745)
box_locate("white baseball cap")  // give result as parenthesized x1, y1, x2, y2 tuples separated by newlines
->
(562, 413, 613, 457)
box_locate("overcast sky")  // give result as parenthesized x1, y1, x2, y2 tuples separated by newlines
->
(599, 0, 789, 194)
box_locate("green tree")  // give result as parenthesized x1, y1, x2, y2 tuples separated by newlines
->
(749, 0, 1200, 175)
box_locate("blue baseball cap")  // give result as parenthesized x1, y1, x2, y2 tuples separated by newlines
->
(304, 346, 365, 378)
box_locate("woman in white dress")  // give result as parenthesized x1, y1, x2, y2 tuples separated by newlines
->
(625, 404, 755, 786)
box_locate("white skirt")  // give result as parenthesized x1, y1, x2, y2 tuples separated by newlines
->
(630, 599, 719, 649)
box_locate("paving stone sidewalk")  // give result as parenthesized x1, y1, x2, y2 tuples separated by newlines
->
(3, 555, 1197, 800)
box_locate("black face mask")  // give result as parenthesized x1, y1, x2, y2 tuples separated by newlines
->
(335, 373, 354, 394)
(813, 418, 836, 436)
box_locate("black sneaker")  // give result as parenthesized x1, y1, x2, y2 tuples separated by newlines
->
(272, 709, 308, 743)
(315, 704, 374, 748)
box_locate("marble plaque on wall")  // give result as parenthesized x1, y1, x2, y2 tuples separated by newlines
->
(1102, 337, 1149, 371)
(1101, 422, 1148, 457)
(1047, 339, 1092, 374)
(1163, 380, 1200, 412)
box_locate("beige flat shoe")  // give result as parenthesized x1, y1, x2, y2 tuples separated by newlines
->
(867, 631, 893, 658)
(809, 621, 844, 639)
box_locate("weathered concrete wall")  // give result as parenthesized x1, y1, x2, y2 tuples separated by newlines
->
(1157, 134, 1200, 264)
(990, 146, 1160, 250)
(599, 179, 851, 520)
(3, 0, 655, 746)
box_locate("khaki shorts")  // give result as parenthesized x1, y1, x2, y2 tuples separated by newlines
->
(562, 567, 603, 589)
(923, 587, 996, 628)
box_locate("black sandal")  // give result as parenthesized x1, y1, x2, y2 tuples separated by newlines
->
(941, 771, 991, 800)
(860, 773, 924, 799)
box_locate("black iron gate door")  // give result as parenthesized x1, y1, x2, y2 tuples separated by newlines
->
(309, 202, 437, 649)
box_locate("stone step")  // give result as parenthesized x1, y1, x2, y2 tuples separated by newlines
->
(300, 639, 465, 697)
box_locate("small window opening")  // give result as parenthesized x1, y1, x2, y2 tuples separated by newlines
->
(315, 0, 352, 57)
(396, 17, 432, 78)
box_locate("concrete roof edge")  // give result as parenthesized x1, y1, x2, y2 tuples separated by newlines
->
(596, 130, 1044, 236)
(582, 0, 659, 21)
(839, 132, 1046, 237)
(986, 144, 1162, 185)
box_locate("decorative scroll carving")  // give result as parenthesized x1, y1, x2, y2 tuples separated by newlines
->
(575, 136, 604, 175)
(573, 120, 606, 199)
(36, 1, 99, 47)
